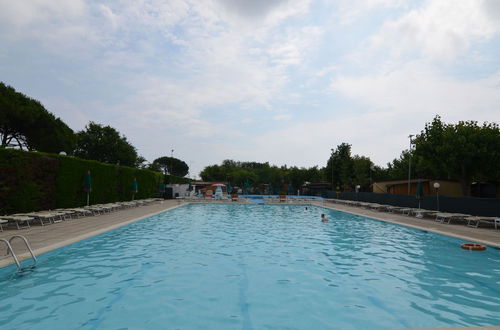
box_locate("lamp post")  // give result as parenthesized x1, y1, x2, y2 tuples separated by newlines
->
(170, 149, 174, 176)
(407, 134, 414, 195)
(370, 164, 374, 191)
(330, 148, 334, 196)
(356, 184, 361, 201)
(433, 182, 441, 211)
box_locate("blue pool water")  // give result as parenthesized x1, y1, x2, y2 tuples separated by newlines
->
(1, 204, 499, 329)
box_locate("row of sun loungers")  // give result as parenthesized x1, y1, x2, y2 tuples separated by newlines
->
(0, 198, 162, 231)
(326, 199, 500, 229)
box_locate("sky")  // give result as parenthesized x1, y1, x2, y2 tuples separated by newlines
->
(1, 0, 499, 178)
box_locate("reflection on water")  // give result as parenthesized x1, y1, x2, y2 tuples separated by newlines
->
(0, 204, 499, 330)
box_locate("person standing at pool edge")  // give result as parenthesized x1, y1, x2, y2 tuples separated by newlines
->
(321, 214, 329, 222)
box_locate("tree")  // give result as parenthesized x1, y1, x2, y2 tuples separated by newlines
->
(0, 82, 76, 153)
(74, 122, 138, 167)
(413, 115, 500, 195)
(326, 143, 354, 189)
(199, 159, 323, 191)
(151, 156, 189, 177)
(351, 155, 373, 189)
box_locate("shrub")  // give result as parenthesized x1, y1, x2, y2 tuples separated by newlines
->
(0, 148, 163, 214)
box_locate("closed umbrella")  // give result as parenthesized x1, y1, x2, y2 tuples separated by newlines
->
(288, 183, 294, 195)
(159, 182, 166, 193)
(131, 178, 139, 201)
(83, 170, 92, 206)
(226, 183, 232, 194)
(243, 182, 251, 194)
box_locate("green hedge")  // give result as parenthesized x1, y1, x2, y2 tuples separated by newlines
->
(0, 148, 163, 214)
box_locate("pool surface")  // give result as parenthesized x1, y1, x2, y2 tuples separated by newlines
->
(1, 204, 499, 329)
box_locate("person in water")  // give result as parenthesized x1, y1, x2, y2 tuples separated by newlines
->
(321, 214, 329, 222)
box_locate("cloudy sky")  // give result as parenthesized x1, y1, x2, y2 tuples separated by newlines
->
(1, 0, 499, 177)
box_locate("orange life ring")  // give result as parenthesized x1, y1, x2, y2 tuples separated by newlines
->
(460, 243, 486, 251)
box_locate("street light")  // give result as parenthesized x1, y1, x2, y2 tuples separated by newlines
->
(433, 182, 441, 211)
(370, 164, 375, 190)
(408, 135, 414, 195)
(330, 148, 334, 195)
(170, 149, 174, 176)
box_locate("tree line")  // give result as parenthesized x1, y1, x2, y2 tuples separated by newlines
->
(0, 82, 188, 177)
(201, 116, 500, 196)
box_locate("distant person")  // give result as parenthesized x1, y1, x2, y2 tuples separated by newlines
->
(321, 214, 329, 222)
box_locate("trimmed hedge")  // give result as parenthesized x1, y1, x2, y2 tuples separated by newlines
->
(0, 148, 163, 214)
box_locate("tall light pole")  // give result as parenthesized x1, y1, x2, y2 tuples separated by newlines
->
(170, 149, 174, 176)
(370, 164, 374, 185)
(407, 135, 414, 195)
(330, 148, 334, 195)
(434, 182, 441, 211)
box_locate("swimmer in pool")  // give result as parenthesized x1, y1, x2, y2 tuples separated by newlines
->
(321, 214, 329, 222)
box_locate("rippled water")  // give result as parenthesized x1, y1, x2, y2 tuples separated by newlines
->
(1, 204, 499, 329)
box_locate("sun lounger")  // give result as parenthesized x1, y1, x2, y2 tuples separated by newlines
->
(13, 212, 56, 225)
(397, 208, 417, 215)
(466, 216, 500, 229)
(435, 213, 470, 224)
(0, 219, 7, 231)
(410, 209, 439, 218)
(385, 206, 406, 213)
(368, 203, 388, 211)
(62, 208, 93, 217)
(1, 215, 34, 229)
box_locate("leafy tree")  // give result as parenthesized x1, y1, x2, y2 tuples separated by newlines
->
(0, 82, 75, 153)
(413, 115, 500, 195)
(326, 143, 354, 189)
(151, 156, 189, 177)
(199, 159, 323, 191)
(74, 122, 138, 167)
(351, 155, 373, 188)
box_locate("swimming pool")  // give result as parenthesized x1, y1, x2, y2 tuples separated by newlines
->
(1, 204, 499, 329)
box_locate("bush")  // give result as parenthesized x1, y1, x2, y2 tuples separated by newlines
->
(0, 148, 163, 214)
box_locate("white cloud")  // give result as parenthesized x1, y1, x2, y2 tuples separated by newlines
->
(217, 0, 311, 28)
(273, 114, 292, 121)
(367, 0, 500, 62)
(336, 0, 406, 25)
(1, 0, 499, 178)
(331, 61, 500, 124)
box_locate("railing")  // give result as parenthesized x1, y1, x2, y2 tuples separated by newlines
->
(1, 235, 37, 270)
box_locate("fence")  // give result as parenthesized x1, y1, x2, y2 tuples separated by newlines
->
(305, 190, 500, 217)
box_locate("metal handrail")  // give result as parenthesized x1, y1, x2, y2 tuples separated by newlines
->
(8, 235, 37, 269)
(0, 238, 21, 269)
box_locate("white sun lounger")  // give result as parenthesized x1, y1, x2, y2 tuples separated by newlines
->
(0, 219, 7, 231)
(435, 213, 470, 224)
(1, 215, 35, 229)
(466, 216, 500, 229)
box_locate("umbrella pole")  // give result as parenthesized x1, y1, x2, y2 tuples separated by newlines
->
(87, 192, 90, 207)
(132, 193, 135, 201)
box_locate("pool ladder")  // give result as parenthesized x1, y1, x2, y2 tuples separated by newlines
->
(0, 235, 37, 270)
